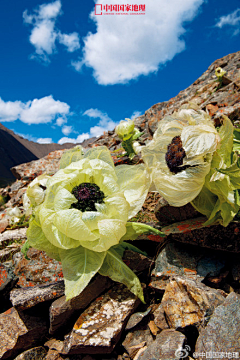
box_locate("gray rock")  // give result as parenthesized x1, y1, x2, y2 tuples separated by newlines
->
(137, 329, 186, 360)
(161, 276, 226, 329)
(125, 307, 151, 330)
(151, 242, 226, 290)
(0, 227, 27, 247)
(0, 263, 18, 293)
(195, 292, 240, 359)
(0, 307, 48, 359)
(49, 275, 112, 335)
(0, 263, 18, 311)
(153, 303, 169, 330)
(62, 284, 140, 355)
(0, 243, 22, 262)
(10, 280, 65, 310)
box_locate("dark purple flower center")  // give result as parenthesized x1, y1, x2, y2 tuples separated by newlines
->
(71, 182, 105, 212)
(165, 136, 186, 174)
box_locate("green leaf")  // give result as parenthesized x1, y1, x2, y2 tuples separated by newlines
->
(114, 241, 148, 256)
(233, 128, 240, 153)
(191, 185, 218, 218)
(21, 240, 31, 260)
(215, 153, 240, 189)
(59, 246, 106, 300)
(217, 116, 233, 166)
(99, 248, 145, 302)
(59, 146, 84, 169)
(120, 222, 165, 241)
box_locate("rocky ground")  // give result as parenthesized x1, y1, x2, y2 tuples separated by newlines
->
(0, 51, 240, 360)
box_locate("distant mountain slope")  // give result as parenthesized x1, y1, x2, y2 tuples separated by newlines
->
(0, 123, 95, 186)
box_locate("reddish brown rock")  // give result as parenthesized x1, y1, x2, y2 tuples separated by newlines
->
(62, 284, 140, 355)
(11, 149, 65, 180)
(161, 217, 240, 253)
(13, 248, 63, 288)
(154, 198, 201, 225)
(0, 307, 48, 359)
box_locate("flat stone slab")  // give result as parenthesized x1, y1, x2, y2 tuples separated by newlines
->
(138, 329, 186, 360)
(14, 346, 47, 360)
(10, 280, 65, 310)
(161, 217, 240, 252)
(0, 307, 48, 359)
(161, 276, 226, 329)
(0, 228, 27, 247)
(62, 284, 140, 355)
(195, 292, 240, 359)
(49, 275, 112, 335)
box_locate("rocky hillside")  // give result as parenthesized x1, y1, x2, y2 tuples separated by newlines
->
(0, 51, 240, 360)
(0, 122, 96, 186)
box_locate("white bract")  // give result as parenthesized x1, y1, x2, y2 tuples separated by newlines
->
(215, 67, 226, 79)
(115, 118, 135, 140)
(5, 206, 22, 224)
(26, 146, 161, 301)
(141, 105, 220, 206)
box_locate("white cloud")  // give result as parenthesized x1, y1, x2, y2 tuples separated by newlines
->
(58, 32, 80, 52)
(0, 98, 25, 121)
(57, 108, 118, 144)
(83, 108, 118, 137)
(58, 133, 90, 145)
(130, 111, 142, 119)
(0, 95, 70, 124)
(23, 0, 80, 62)
(62, 125, 73, 135)
(37, 137, 53, 144)
(56, 117, 67, 126)
(75, 0, 204, 85)
(29, 19, 57, 58)
(215, 8, 240, 34)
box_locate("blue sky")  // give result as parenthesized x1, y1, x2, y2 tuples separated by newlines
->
(0, 0, 240, 145)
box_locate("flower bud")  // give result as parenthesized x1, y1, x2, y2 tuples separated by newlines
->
(115, 119, 135, 140)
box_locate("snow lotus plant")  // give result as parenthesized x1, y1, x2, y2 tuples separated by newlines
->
(141, 104, 240, 226)
(115, 118, 143, 160)
(26, 146, 164, 302)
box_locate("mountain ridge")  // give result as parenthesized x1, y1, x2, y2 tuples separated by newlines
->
(0, 122, 95, 186)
